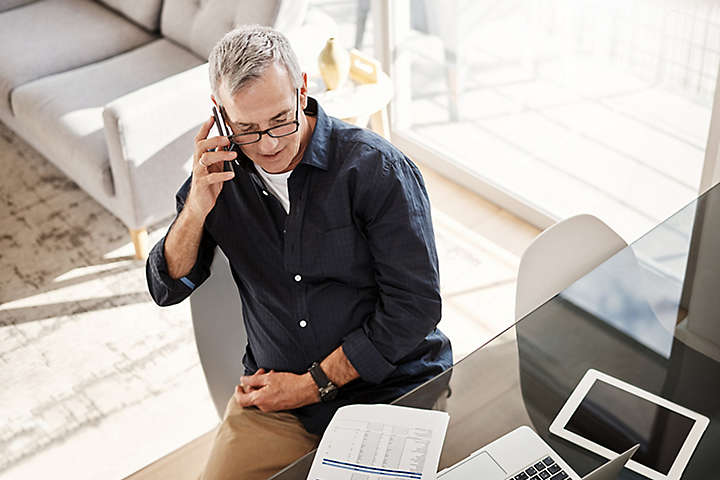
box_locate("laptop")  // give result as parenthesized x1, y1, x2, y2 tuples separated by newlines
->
(438, 426, 638, 480)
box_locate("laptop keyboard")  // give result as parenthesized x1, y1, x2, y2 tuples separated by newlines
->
(508, 455, 568, 480)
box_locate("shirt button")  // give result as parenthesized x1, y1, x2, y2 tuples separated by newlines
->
(294, 274, 302, 282)
(262, 190, 269, 196)
(299, 320, 307, 328)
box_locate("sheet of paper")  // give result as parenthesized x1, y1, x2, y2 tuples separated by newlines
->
(307, 404, 449, 480)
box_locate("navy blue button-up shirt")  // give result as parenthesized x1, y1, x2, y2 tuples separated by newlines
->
(146, 98, 452, 435)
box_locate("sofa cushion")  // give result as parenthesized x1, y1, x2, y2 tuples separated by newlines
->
(160, 0, 306, 60)
(11, 39, 204, 203)
(97, 0, 163, 31)
(0, 0, 157, 115)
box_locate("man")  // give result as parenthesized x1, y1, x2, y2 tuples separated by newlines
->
(146, 25, 451, 479)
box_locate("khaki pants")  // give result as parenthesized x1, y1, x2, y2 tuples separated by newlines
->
(200, 397, 320, 480)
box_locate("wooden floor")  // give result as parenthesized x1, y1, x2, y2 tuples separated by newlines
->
(418, 162, 541, 360)
(419, 163, 541, 259)
(123, 428, 216, 480)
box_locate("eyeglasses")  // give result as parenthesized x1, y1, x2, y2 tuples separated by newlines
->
(219, 89, 300, 146)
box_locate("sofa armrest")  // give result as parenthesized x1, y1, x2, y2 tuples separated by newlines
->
(103, 63, 210, 229)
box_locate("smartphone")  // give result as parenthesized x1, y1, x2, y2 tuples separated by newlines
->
(212, 106, 240, 173)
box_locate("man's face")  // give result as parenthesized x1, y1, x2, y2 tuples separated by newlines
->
(217, 62, 308, 174)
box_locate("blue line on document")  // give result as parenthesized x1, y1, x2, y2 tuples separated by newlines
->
(322, 459, 421, 479)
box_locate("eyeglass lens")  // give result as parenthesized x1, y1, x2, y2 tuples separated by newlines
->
(230, 123, 298, 145)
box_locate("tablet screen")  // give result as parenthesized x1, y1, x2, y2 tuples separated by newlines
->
(565, 378, 695, 475)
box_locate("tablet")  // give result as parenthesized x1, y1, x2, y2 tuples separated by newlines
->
(549, 369, 708, 480)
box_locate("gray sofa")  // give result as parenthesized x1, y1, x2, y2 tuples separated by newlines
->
(0, 0, 324, 258)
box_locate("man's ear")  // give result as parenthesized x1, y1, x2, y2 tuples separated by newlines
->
(299, 72, 309, 109)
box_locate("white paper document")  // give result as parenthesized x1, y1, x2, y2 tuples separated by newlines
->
(307, 404, 449, 480)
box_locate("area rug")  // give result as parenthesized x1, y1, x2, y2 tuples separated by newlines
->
(0, 120, 517, 479)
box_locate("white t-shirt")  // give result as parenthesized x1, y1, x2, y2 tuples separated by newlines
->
(255, 166, 292, 214)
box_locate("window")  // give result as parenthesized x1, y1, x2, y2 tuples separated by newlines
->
(384, 0, 720, 241)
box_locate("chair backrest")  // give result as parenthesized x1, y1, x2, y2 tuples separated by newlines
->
(515, 214, 627, 321)
(189, 247, 247, 419)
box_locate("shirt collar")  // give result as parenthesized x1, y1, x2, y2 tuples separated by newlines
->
(299, 97, 331, 171)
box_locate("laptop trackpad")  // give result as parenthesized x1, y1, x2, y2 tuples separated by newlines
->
(447, 451, 506, 480)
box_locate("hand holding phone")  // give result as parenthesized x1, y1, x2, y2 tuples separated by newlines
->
(185, 115, 237, 218)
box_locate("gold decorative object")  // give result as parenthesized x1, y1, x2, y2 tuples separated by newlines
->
(318, 37, 351, 90)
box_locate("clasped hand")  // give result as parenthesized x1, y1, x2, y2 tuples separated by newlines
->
(234, 368, 319, 412)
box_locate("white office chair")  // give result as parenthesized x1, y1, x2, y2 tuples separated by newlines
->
(189, 248, 247, 419)
(513, 214, 627, 450)
(515, 214, 627, 321)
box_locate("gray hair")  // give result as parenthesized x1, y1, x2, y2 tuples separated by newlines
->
(208, 25, 303, 100)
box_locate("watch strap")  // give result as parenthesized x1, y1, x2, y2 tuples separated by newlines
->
(308, 362, 338, 402)
(308, 362, 331, 388)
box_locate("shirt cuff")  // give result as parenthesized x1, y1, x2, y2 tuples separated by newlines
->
(342, 327, 396, 384)
(146, 235, 198, 305)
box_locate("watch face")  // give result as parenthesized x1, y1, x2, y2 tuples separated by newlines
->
(320, 384, 339, 402)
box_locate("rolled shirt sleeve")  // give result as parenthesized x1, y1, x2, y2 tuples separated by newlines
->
(146, 178, 216, 306)
(342, 146, 442, 384)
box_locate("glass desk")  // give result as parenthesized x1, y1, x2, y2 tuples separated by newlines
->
(272, 183, 720, 480)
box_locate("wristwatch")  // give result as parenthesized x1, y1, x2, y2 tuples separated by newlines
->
(308, 362, 339, 402)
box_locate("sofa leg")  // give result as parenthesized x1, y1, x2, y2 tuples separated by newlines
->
(130, 228, 149, 260)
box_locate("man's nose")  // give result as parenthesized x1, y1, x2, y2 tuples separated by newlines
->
(258, 133, 279, 153)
